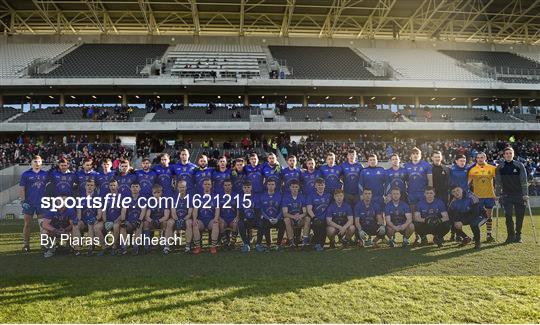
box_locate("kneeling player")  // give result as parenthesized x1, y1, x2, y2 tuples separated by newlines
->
(354, 188, 385, 247)
(325, 189, 355, 248)
(413, 187, 451, 247)
(448, 186, 486, 249)
(306, 178, 332, 251)
(41, 197, 75, 258)
(192, 178, 220, 254)
(219, 180, 239, 250)
(144, 184, 172, 254)
(73, 179, 104, 256)
(282, 180, 309, 248)
(384, 188, 414, 248)
(171, 180, 193, 253)
(100, 179, 122, 255)
(237, 181, 260, 252)
(119, 182, 146, 255)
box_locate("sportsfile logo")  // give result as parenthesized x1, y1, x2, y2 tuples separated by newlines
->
(40, 193, 253, 211)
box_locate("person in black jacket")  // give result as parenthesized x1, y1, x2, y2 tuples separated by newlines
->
(430, 150, 456, 241)
(495, 147, 529, 244)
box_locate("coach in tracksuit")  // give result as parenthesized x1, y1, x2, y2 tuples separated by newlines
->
(430, 151, 451, 206)
(495, 147, 529, 244)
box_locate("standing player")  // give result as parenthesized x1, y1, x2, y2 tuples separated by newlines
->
(325, 189, 355, 247)
(319, 152, 342, 195)
(257, 179, 284, 251)
(301, 158, 320, 197)
(76, 158, 99, 197)
(354, 188, 386, 247)
(448, 186, 485, 249)
(281, 155, 302, 194)
(73, 179, 104, 256)
(170, 180, 193, 253)
(173, 148, 197, 193)
(449, 154, 470, 194)
(193, 155, 214, 195)
(385, 154, 407, 203)
(212, 156, 232, 195)
(262, 153, 281, 190)
(231, 158, 247, 195)
(340, 149, 363, 205)
(237, 181, 260, 253)
(19, 155, 48, 253)
(48, 158, 76, 197)
(143, 184, 172, 254)
(359, 154, 386, 206)
(136, 158, 157, 199)
(384, 188, 414, 248)
(117, 159, 137, 198)
(468, 152, 497, 242)
(282, 179, 309, 248)
(153, 154, 175, 198)
(245, 153, 264, 195)
(306, 178, 332, 251)
(41, 196, 75, 258)
(119, 181, 146, 255)
(96, 158, 115, 198)
(495, 147, 529, 244)
(192, 178, 220, 254)
(413, 187, 451, 247)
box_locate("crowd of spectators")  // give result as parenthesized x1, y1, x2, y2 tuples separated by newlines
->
(81, 105, 135, 121)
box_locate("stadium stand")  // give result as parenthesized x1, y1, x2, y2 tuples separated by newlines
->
(359, 48, 491, 81)
(0, 43, 75, 78)
(35, 44, 169, 78)
(281, 107, 397, 122)
(10, 106, 147, 122)
(152, 105, 250, 121)
(166, 44, 267, 79)
(0, 107, 20, 121)
(268, 46, 388, 80)
(515, 113, 540, 123)
(407, 107, 521, 122)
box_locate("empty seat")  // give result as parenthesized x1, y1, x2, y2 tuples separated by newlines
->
(0, 43, 75, 78)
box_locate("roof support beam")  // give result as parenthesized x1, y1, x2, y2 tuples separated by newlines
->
(494, 0, 539, 39)
(280, 0, 295, 37)
(190, 0, 200, 35)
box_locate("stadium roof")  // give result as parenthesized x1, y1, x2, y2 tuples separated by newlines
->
(0, 0, 538, 44)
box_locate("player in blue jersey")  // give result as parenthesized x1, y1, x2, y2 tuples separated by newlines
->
(413, 186, 451, 247)
(319, 152, 343, 195)
(100, 178, 122, 255)
(448, 186, 486, 249)
(257, 179, 284, 251)
(41, 197, 76, 258)
(354, 188, 386, 247)
(237, 181, 260, 253)
(449, 154, 471, 194)
(136, 157, 157, 198)
(281, 155, 302, 194)
(245, 153, 264, 194)
(119, 181, 146, 255)
(306, 178, 332, 251)
(231, 158, 247, 194)
(19, 155, 48, 253)
(282, 179, 309, 248)
(96, 158, 115, 197)
(192, 178, 220, 254)
(75, 158, 99, 197)
(152, 153, 175, 198)
(172, 148, 197, 193)
(340, 149, 363, 205)
(171, 180, 194, 253)
(385, 154, 407, 202)
(212, 156, 232, 195)
(73, 179, 104, 256)
(359, 154, 386, 206)
(404, 147, 433, 209)
(143, 184, 172, 254)
(193, 154, 215, 195)
(262, 153, 281, 189)
(218, 180, 239, 250)
(116, 159, 138, 198)
(49, 158, 76, 197)
(384, 188, 414, 248)
(325, 189, 355, 247)
(301, 158, 320, 197)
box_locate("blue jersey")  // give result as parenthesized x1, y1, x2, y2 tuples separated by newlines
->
(306, 191, 333, 221)
(172, 162, 197, 192)
(448, 197, 478, 216)
(231, 169, 248, 194)
(96, 170, 115, 197)
(173, 193, 190, 220)
(319, 164, 342, 194)
(259, 191, 282, 219)
(354, 200, 382, 227)
(449, 164, 470, 194)
(219, 193, 237, 222)
(385, 167, 407, 196)
(79, 196, 99, 223)
(340, 161, 363, 196)
(212, 168, 232, 195)
(153, 164, 175, 197)
(359, 166, 386, 199)
(245, 164, 264, 194)
(262, 162, 281, 188)
(301, 169, 320, 196)
(194, 167, 214, 194)
(116, 172, 138, 198)
(148, 203, 168, 221)
(44, 208, 76, 229)
(48, 169, 76, 196)
(126, 197, 143, 222)
(76, 170, 99, 197)
(404, 160, 432, 194)
(103, 194, 122, 222)
(384, 201, 411, 225)
(325, 202, 353, 223)
(136, 169, 157, 198)
(239, 193, 259, 219)
(416, 198, 447, 221)
(281, 193, 305, 215)
(281, 167, 302, 193)
(20, 169, 49, 206)
(197, 197, 216, 222)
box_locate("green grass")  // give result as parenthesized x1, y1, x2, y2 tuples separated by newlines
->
(1, 212, 539, 323)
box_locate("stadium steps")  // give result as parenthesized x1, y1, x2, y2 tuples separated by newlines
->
(143, 112, 155, 122)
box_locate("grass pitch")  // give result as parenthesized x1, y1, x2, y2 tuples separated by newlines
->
(0, 211, 539, 323)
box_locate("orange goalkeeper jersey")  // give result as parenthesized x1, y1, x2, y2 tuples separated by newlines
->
(468, 163, 496, 198)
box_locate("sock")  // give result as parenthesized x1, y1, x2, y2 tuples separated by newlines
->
(143, 230, 151, 250)
(486, 219, 492, 236)
(230, 231, 238, 245)
(211, 239, 218, 247)
(193, 239, 201, 248)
